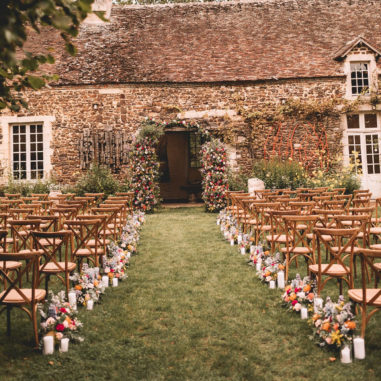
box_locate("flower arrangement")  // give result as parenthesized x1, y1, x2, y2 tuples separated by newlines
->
(201, 138, 229, 213)
(39, 291, 84, 345)
(70, 265, 105, 307)
(282, 275, 316, 312)
(103, 242, 129, 282)
(257, 252, 285, 283)
(309, 296, 357, 349)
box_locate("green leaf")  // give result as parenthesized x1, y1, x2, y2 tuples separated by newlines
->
(27, 75, 46, 90)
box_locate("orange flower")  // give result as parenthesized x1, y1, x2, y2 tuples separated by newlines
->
(344, 320, 356, 330)
(284, 285, 292, 292)
(321, 322, 331, 332)
(249, 237, 255, 242)
(75, 285, 82, 291)
(333, 323, 339, 331)
(94, 280, 99, 287)
(278, 264, 285, 270)
(108, 272, 114, 278)
(307, 292, 315, 301)
(264, 271, 271, 277)
(303, 284, 311, 292)
(289, 293, 296, 301)
(312, 313, 321, 321)
(264, 250, 270, 256)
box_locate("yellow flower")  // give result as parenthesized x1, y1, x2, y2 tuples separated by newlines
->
(330, 330, 343, 346)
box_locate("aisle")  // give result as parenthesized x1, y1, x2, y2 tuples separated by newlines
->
(0, 207, 376, 380)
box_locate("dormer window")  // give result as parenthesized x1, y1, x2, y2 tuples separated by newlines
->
(334, 36, 381, 99)
(350, 62, 369, 95)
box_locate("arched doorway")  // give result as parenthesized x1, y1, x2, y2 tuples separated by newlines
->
(158, 127, 203, 202)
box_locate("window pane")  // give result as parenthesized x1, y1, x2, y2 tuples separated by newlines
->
(365, 114, 377, 128)
(347, 114, 360, 129)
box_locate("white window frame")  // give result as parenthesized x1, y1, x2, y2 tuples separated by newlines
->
(342, 112, 381, 176)
(0, 115, 54, 182)
(344, 53, 378, 100)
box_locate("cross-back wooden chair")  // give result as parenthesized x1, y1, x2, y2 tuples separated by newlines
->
(50, 207, 79, 230)
(115, 192, 135, 213)
(4, 193, 21, 199)
(0, 230, 21, 287)
(0, 251, 45, 348)
(91, 207, 119, 241)
(8, 207, 35, 221)
(84, 193, 105, 206)
(288, 201, 316, 215)
(31, 231, 74, 297)
(20, 197, 39, 204)
(66, 219, 103, 269)
(333, 194, 353, 209)
(239, 197, 259, 233)
(332, 188, 346, 195)
(9, 220, 41, 253)
(74, 196, 94, 213)
(348, 248, 381, 338)
(102, 199, 129, 227)
(322, 200, 347, 211)
(31, 193, 49, 201)
(312, 195, 331, 209)
(251, 201, 280, 245)
(76, 214, 109, 255)
(321, 191, 339, 198)
(26, 215, 58, 232)
(267, 209, 300, 255)
(310, 227, 359, 295)
(0, 214, 8, 229)
(282, 215, 319, 280)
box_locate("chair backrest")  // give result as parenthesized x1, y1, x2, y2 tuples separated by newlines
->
(66, 219, 102, 258)
(31, 193, 49, 201)
(31, 231, 71, 273)
(26, 215, 58, 232)
(8, 207, 35, 220)
(0, 230, 8, 252)
(0, 214, 7, 229)
(50, 207, 79, 229)
(0, 251, 42, 304)
(4, 193, 21, 199)
(334, 214, 370, 248)
(9, 219, 41, 252)
(314, 227, 359, 275)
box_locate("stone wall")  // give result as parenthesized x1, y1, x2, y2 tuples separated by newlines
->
(0, 77, 345, 183)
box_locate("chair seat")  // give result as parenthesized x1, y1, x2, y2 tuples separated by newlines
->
(348, 289, 381, 306)
(88, 239, 110, 246)
(374, 262, 381, 272)
(266, 234, 289, 243)
(0, 261, 22, 270)
(100, 229, 113, 236)
(40, 262, 76, 273)
(75, 248, 104, 256)
(281, 246, 312, 254)
(259, 225, 271, 231)
(343, 246, 363, 254)
(296, 224, 307, 230)
(370, 227, 381, 235)
(342, 220, 361, 226)
(309, 263, 350, 276)
(248, 219, 257, 225)
(0, 289, 46, 304)
(19, 249, 44, 255)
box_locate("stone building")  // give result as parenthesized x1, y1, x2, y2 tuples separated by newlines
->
(2, 0, 381, 199)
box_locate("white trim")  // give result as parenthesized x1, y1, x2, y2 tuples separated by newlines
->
(0, 115, 55, 183)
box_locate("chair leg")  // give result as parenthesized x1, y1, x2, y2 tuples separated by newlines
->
(45, 275, 50, 295)
(32, 304, 39, 348)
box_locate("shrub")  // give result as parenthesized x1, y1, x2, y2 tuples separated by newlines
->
(252, 158, 308, 190)
(227, 169, 249, 192)
(73, 163, 120, 197)
(1, 176, 52, 196)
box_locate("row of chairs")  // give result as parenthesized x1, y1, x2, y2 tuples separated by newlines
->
(226, 188, 380, 338)
(0, 191, 134, 347)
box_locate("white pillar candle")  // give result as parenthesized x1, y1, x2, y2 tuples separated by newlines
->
(87, 299, 94, 311)
(102, 275, 109, 288)
(230, 239, 235, 246)
(256, 259, 262, 272)
(94, 267, 100, 278)
(220, 225, 224, 232)
(217, 219, 220, 225)
(269, 280, 276, 289)
(240, 247, 246, 255)
(237, 234, 242, 244)
(314, 297, 323, 312)
(277, 271, 285, 289)
(224, 231, 228, 239)
(353, 337, 366, 360)
(68, 291, 77, 310)
(301, 307, 308, 319)
(250, 245, 255, 254)
(60, 338, 69, 353)
(340, 345, 352, 364)
(43, 335, 54, 355)
(112, 277, 119, 287)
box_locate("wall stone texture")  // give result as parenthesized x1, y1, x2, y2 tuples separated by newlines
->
(1, 77, 346, 183)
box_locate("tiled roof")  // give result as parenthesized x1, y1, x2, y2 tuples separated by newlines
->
(25, 0, 381, 85)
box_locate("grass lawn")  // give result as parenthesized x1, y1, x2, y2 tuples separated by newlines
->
(0, 207, 380, 380)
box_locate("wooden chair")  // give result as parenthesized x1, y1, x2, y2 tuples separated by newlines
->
(9, 220, 41, 253)
(282, 215, 319, 280)
(251, 202, 280, 245)
(31, 231, 75, 297)
(0, 230, 21, 286)
(84, 193, 105, 205)
(0, 251, 45, 347)
(26, 215, 58, 232)
(310, 227, 359, 295)
(91, 207, 120, 241)
(66, 219, 104, 268)
(266, 209, 300, 255)
(50, 207, 79, 230)
(30, 193, 49, 201)
(348, 248, 381, 338)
